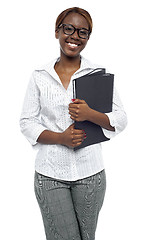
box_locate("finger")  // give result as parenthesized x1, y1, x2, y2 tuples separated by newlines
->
(70, 115, 77, 122)
(73, 133, 84, 140)
(69, 108, 78, 114)
(73, 141, 83, 147)
(72, 138, 83, 144)
(70, 116, 76, 121)
(69, 111, 78, 118)
(72, 136, 83, 142)
(69, 123, 75, 129)
(75, 135, 86, 142)
(72, 99, 85, 104)
(72, 133, 87, 146)
(69, 103, 79, 109)
(73, 129, 85, 135)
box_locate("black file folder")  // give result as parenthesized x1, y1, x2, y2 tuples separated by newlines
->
(72, 68, 114, 150)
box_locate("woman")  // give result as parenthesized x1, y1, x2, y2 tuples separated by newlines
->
(20, 7, 127, 240)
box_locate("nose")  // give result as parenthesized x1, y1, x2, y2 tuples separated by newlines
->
(71, 29, 79, 39)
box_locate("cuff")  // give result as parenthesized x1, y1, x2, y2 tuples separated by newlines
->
(102, 112, 118, 139)
(21, 124, 48, 146)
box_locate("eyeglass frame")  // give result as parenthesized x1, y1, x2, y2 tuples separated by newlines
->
(58, 23, 91, 39)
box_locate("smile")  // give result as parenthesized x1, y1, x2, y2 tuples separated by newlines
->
(67, 42, 80, 48)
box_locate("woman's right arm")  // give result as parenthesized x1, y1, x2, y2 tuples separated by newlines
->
(20, 72, 47, 145)
(20, 72, 85, 148)
(37, 124, 85, 148)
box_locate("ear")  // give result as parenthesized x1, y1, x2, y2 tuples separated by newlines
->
(55, 29, 59, 39)
(88, 33, 91, 40)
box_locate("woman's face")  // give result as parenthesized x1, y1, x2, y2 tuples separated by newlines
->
(56, 12, 90, 58)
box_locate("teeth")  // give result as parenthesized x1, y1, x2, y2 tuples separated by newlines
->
(68, 43, 78, 47)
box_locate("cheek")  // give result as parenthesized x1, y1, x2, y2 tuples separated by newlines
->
(58, 38, 67, 52)
(59, 39, 67, 54)
(82, 40, 88, 49)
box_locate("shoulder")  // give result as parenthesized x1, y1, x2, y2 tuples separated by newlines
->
(81, 56, 109, 72)
(30, 58, 59, 81)
(34, 58, 59, 72)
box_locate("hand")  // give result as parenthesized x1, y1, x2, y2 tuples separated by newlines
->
(60, 123, 86, 148)
(69, 99, 91, 122)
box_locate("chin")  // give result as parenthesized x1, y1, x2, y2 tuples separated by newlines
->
(61, 49, 81, 59)
(67, 52, 81, 58)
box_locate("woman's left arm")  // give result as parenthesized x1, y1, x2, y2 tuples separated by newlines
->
(69, 99, 115, 131)
(69, 87, 127, 137)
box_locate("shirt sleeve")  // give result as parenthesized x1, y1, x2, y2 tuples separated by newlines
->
(102, 87, 128, 138)
(19, 72, 47, 145)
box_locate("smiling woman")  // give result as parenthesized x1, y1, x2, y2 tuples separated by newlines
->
(55, 10, 90, 59)
(53, 9, 92, 90)
(20, 6, 127, 240)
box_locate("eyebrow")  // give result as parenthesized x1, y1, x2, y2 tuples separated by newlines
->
(62, 23, 89, 31)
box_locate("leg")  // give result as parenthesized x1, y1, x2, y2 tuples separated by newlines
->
(71, 170, 106, 240)
(34, 172, 82, 240)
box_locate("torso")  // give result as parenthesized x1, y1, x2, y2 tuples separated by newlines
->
(54, 61, 80, 90)
(56, 71, 73, 90)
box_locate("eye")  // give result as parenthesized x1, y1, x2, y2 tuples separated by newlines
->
(65, 27, 72, 31)
(64, 25, 74, 33)
(79, 30, 88, 37)
(80, 30, 87, 35)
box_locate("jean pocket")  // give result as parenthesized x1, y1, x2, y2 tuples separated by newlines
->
(34, 171, 43, 188)
(44, 179, 68, 191)
(34, 173, 45, 203)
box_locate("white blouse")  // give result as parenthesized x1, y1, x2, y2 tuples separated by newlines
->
(20, 56, 127, 181)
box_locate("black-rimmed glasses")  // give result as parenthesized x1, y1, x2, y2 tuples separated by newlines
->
(58, 24, 90, 39)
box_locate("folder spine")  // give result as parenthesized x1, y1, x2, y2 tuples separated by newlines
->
(72, 79, 76, 99)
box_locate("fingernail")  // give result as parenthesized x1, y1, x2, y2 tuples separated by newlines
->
(72, 99, 76, 102)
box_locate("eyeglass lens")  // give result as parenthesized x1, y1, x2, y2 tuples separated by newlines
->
(63, 24, 89, 39)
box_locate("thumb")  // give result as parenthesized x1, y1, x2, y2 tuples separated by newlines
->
(69, 123, 75, 129)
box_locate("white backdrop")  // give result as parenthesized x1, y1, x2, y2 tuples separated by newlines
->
(1, 0, 160, 239)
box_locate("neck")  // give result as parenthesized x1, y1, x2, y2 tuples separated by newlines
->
(57, 53, 81, 72)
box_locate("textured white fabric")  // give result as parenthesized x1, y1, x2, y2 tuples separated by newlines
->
(20, 56, 127, 181)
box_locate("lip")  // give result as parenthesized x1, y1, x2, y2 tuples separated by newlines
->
(66, 41, 81, 49)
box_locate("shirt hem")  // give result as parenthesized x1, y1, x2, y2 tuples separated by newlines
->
(34, 167, 105, 182)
